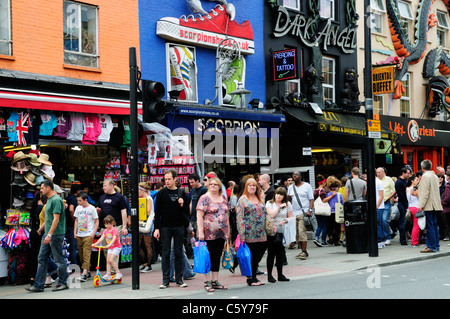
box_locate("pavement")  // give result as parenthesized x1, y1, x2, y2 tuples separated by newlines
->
(1, 234, 450, 299)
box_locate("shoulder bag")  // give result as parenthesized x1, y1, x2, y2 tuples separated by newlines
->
(314, 189, 331, 216)
(335, 192, 345, 223)
(293, 185, 316, 231)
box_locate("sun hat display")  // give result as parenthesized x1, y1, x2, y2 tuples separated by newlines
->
(11, 160, 29, 172)
(29, 164, 41, 176)
(37, 153, 52, 166)
(12, 151, 30, 164)
(35, 175, 45, 186)
(53, 184, 64, 194)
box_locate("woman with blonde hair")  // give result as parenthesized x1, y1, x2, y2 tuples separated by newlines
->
(236, 178, 267, 286)
(196, 177, 230, 292)
(138, 181, 154, 272)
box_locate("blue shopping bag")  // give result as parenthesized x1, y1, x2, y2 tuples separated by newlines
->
(193, 240, 211, 274)
(236, 242, 252, 277)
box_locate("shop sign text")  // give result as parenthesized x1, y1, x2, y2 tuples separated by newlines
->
(388, 119, 435, 143)
(273, 6, 357, 54)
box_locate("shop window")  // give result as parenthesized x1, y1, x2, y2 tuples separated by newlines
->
(370, 0, 385, 33)
(373, 95, 384, 115)
(63, 1, 99, 68)
(322, 56, 335, 103)
(285, 79, 300, 96)
(320, 0, 334, 20)
(398, 0, 413, 41)
(400, 73, 411, 118)
(166, 43, 198, 103)
(281, 0, 300, 10)
(437, 10, 449, 47)
(0, 0, 11, 56)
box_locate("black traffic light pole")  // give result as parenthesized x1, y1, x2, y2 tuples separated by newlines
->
(129, 47, 140, 289)
(364, 0, 378, 257)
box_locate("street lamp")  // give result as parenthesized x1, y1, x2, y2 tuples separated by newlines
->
(229, 83, 252, 109)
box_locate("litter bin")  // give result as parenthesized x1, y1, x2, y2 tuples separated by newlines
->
(344, 200, 368, 253)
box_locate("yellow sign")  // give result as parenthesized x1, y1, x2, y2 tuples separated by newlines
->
(372, 66, 395, 95)
(139, 198, 147, 221)
(368, 119, 381, 132)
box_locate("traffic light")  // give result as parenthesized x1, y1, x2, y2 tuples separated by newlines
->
(142, 80, 166, 123)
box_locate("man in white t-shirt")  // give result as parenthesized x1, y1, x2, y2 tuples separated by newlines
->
(74, 192, 99, 281)
(375, 177, 385, 248)
(287, 171, 314, 260)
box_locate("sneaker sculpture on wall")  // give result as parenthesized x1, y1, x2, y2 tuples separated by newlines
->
(169, 45, 196, 101)
(157, 0, 254, 55)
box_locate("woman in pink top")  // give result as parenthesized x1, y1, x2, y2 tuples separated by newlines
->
(92, 215, 122, 280)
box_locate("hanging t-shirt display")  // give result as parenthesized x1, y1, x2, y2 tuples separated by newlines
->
(6, 111, 20, 143)
(39, 111, 57, 136)
(15, 112, 32, 146)
(26, 110, 41, 145)
(53, 112, 72, 139)
(109, 116, 124, 146)
(67, 112, 85, 141)
(121, 116, 131, 147)
(0, 110, 11, 140)
(97, 114, 113, 142)
(82, 113, 102, 145)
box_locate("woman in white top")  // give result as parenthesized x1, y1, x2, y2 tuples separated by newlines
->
(265, 187, 293, 283)
(406, 175, 420, 246)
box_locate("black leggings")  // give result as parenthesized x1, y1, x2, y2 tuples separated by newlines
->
(266, 235, 285, 276)
(205, 238, 225, 272)
(246, 241, 267, 280)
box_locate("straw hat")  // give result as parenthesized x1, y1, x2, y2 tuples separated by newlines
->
(12, 151, 30, 164)
(37, 153, 52, 166)
(28, 153, 41, 166)
(24, 171, 36, 186)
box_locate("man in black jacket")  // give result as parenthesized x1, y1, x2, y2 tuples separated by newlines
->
(394, 167, 411, 245)
(153, 169, 189, 289)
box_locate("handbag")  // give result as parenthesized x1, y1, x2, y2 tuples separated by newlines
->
(193, 240, 211, 274)
(314, 190, 331, 216)
(335, 193, 344, 223)
(415, 210, 425, 218)
(138, 210, 154, 233)
(221, 241, 234, 270)
(292, 184, 316, 231)
(236, 242, 252, 277)
(265, 212, 275, 236)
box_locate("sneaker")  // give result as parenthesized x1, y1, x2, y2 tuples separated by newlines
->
(52, 284, 69, 292)
(313, 239, 322, 247)
(385, 240, 391, 245)
(103, 274, 112, 280)
(177, 282, 188, 288)
(159, 283, 169, 289)
(295, 251, 309, 260)
(25, 286, 44, 293)
(256, 268, 266, 275)
(140, 266, 152, 273)
(114, 272, 122, 280)
(77, 273, 89, 282)
(222, 57, 246, 105)
(378, 242, 385, 249)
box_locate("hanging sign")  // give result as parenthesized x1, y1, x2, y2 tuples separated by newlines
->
(273, 48, 298, 82)
(372, 65, 395, 95)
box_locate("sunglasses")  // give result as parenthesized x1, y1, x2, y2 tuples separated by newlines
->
(203, 178, 208, 181)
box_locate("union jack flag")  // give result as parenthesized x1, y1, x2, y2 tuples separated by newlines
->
(15, 112, 31, 146)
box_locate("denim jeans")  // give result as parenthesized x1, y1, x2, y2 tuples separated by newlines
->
(315, 215, 328, 243)
(169, 239, 194, 279)
(34, 234, 68, 290)
(425, 211, 440, 251)
(160, 226, 185, 284)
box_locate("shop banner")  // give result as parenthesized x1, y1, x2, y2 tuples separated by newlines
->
(380, 115, 450, 147)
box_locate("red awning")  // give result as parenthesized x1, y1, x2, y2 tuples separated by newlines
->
(0, 90, 142, 115)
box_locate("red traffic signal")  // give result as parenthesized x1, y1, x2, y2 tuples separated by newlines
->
(142, 80, 166, 123)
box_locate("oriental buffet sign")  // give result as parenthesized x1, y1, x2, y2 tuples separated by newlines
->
(272, 6, 357, 54)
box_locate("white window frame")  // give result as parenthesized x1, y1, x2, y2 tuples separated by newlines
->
(400, 73, 411, 118)
(374, 95, 384, 115)
(370, 0, 386, 33)
(320, 0, 335, 20)
(285, 78, 301, 96)
(63, 0, 99, 68)
(165, 42, 198, 103)
(397, 0, 413, 40)
(281, 0, 300, 11)
(437, 10, 449, 47)
(322, 56, 335, 103)
(0, 0, 12, 56)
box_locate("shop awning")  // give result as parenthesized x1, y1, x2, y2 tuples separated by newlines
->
(0, 90, 140, 115)
(283, 106, 395, 139)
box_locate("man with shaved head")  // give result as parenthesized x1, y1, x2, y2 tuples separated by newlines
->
(259, 174, 275, 203)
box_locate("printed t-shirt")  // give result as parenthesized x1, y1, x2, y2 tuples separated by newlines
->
(104, 227, 121, 249)
(74, 204, 98, 237)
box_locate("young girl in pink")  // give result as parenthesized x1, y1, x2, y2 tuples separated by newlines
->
(92, 215, 122, 280)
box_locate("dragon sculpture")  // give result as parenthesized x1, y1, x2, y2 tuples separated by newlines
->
(386, 0, 439, 99)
